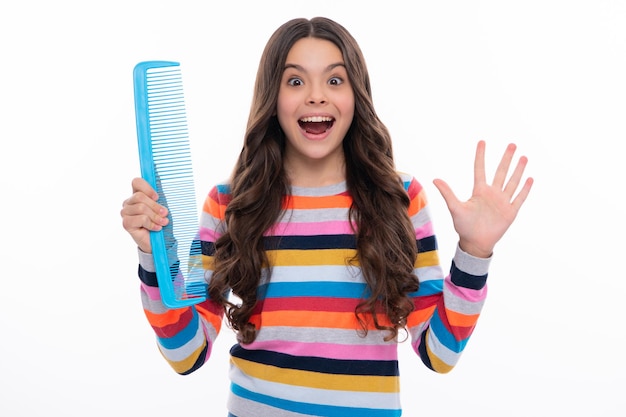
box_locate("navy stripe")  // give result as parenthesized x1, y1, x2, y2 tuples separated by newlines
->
(202, 240, 216, 256)
(204, 235, 427, 253)
(417, 330, 434, 371)
(230, 345, 398, 377)
(139, 260, 184, 287)
(203, 234, 356, 253)
(180, 341, 209, 375)
(264, 234, 356, 250)
(450, 261, 488, 290)
(417, 235, 437, 252)
(138, 265, 158, 287)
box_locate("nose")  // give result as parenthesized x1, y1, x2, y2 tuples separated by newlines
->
(307, 83, 327, 105)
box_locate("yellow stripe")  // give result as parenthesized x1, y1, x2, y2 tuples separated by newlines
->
(424, 333, 454, 374)
(415, 249, 439, 268)
(267, 248, 358, 267)
(163, 343, 206, 374)
(231, 357, 399, 393)
(202, 254, 215, 270)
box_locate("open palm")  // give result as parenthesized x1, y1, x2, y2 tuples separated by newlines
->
(433, 141, 533, 258)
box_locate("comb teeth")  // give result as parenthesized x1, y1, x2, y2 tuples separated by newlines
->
(134, 61, 207, 308)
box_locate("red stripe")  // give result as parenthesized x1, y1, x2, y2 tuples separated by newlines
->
(152, 307, 195, 338)
(254, 296, 360, 314)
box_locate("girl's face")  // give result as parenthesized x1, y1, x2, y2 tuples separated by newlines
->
(277, 37, 355, 186)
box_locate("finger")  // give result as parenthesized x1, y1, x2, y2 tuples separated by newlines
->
(131, 177, 159, 201)
(492, 143, 516, 189)
(433, 178, 459, 212)
(121, 195, 166, 218)
(123, 181, 167, 216)
(121, 206, 168, 232)
(120, 191, 168, 231)
(473, 140, 487, 187)
(503, 155, 528, 198)
(511, 177, 534, 211)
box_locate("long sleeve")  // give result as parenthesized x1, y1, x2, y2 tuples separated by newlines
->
(134, 176, 491, 416)
(137, 184, 229, 375)
(403, 176, 490, 373)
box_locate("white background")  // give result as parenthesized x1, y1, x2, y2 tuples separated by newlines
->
(1, 1, 624, 416)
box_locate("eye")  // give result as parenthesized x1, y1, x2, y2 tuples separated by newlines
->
(328, 77, 344, 86)
(287, 77, 303, 87)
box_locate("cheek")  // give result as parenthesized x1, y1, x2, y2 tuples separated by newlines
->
(335, 92, 355, 117)
(341, 100, 356, 124)
(275, 103, 289, 129)
(276, 96, 300, 127)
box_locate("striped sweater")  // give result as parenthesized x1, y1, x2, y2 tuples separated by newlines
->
(137, 173, 490, 417)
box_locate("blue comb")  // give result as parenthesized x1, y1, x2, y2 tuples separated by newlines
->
(133, 61, 207, 308)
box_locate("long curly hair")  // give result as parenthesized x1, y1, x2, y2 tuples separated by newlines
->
(208, 17, 419, 344)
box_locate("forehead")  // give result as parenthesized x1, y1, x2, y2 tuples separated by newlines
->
(285, 37, 344, 68)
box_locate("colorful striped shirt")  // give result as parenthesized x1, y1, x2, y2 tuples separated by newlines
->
(137, 173, 490, 416)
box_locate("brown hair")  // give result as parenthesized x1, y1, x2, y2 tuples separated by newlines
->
(208, 17, 419, 344)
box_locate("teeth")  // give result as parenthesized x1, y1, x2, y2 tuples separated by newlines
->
(299, 116, 333, 123)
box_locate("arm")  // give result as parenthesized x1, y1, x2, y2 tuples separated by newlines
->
(408, 141, 532, 372)
(138, 248, 224, 375)
(404, 177, 489, 373)
(122, 178, 225, 375)
(409, 241, 489, 373)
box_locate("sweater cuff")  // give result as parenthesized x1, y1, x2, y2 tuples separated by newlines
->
(138, 247, 156, 273)
(453, 243, 491, 277)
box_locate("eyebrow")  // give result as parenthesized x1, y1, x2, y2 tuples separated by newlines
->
(283, 62, 346, 73)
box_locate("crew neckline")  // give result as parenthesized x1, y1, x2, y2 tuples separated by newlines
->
(289, 181, 348, 197)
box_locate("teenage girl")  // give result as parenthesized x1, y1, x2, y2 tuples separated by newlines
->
(121, 16, 533, 417)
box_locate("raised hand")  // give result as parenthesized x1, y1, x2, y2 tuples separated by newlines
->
(433, 140, 533, 258)
(120, 177, 169, 254)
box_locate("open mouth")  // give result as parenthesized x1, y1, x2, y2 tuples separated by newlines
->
(298, 116, 335, 134)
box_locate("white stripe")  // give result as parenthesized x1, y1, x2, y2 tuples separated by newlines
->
(229, 365, 401, 410)
(157, 324, 206, 362)
(267, 264, 363, 284)
(444, 281, 485, 315)
(424, 327, 459, 367)
(414, 264, 444, 283)
(228, 395, 312, 417)
(253, 326, 392, 346)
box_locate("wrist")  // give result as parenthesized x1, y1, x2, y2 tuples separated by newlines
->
(458, 240, 493, 259)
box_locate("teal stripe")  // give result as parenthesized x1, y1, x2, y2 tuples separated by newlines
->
(257, 281, 367, 299)
(157, 309, 198, 349)
(216, 183, 231, 193)
(408, 279, 443, 297)
(429, 308, 468, 353)
(230, 383, 401, 417)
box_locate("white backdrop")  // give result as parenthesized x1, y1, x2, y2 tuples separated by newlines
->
(1, 1, 624, 416)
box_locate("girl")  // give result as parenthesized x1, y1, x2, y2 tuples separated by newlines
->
(121, 17, 532, 417)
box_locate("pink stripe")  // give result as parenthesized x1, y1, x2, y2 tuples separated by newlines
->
(199, 226, 221, 242)
(444, 279, 487, 303)
(140, 283, 163, 301)
(245, 340, 398, 361)
(200, 321, 213, 363)
(268, 221, 354, 236)
(415, 220, 434, 240)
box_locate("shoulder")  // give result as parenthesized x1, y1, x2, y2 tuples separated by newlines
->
(396, 172, 431, 218)
(203, 180, 231, 219)
(397, 171, 425, 197)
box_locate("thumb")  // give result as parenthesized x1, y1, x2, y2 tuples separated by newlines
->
(432, 178, 458, 212)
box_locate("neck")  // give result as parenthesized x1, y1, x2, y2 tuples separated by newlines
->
(285, 160, 346, 188)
